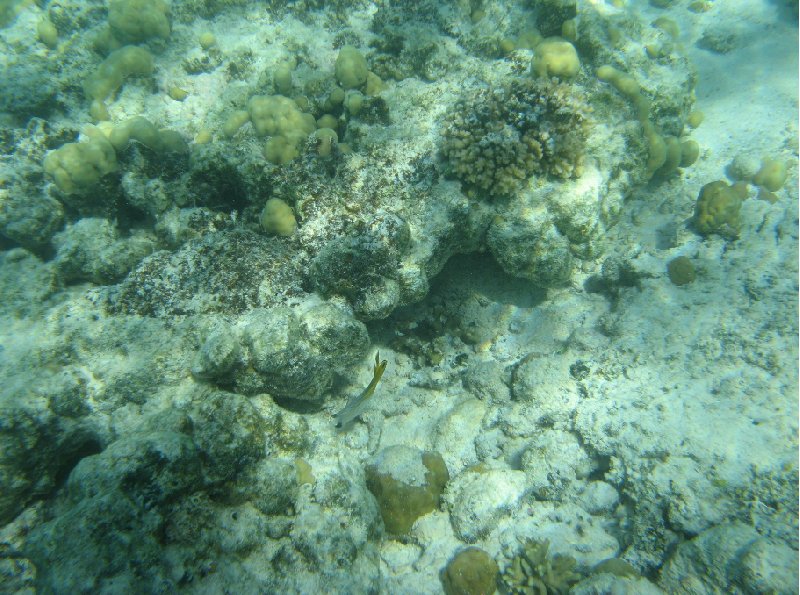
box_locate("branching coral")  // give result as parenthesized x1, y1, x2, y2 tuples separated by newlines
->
(501, 538, 583, 595)
(441, 78, 590, 197)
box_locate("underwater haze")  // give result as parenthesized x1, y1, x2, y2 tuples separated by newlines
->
(0, 0, 797, 592)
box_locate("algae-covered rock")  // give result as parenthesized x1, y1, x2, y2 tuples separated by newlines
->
(365, 445, 449, 535)
(53, 218, 156, 284)
(113, 229, 303, 317)
(232, 301, 369, 405)
(192, 325, 241, 379)
(440, 547, 499, 595)
(660, 522, 798, 594)
(446, 468, 527, 542)
(0, 190, 64, 250)
(0, 393, 103, 524)
(309, 212, 410, 319)
(572, 572, 664, 594)
(189, 390, 267, 484)
(487, 213, 574, 287)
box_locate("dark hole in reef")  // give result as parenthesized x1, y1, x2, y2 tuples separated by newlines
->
(370, 252, 547, 363)
(587, 455, 612, 481)
(271, 394, 325, 415)
(51, 432, 105, 488)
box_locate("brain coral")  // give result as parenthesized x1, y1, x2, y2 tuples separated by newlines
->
(441, 78, 590, 197)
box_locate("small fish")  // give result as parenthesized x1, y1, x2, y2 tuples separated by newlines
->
(334, 351, 388, 430)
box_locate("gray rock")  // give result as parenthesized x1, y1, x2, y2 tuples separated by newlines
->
(487, 213, 573, 286)
(53, 218, 155, 284)
(446, 468, 527, 542)
(660, 522, 798, 594)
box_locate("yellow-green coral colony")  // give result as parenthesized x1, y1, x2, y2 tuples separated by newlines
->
(108, 117, 189, 154)
(753, 157, 788, 192)
(220, 95, 318, 165)
(693, 180, 749, 239)
(499, 33, 581, 79)
(108, 0, 170, 43)
(273, 60, 295, 95)
(687, 111, 704, 128)
(168, 86, 189, 101)
(260, 198, 296, 236)
(43, 128, 118, 194)
(43, 118, 187, 193)
(222, 110, 251, 138)
(531, 37, 581, 78)
(83, 45, 154, 102)
(36, 17, 58, 48)
(499, 29, 543, 54)
(89, 99, 110, 122)
(596, 65, 700, 179)
(334, 45, 368, 89)
(313, 128, 338, 158)
(198, 31, 216, 50)
(365, 449, 449, 536)
(214, 45, 381, 166)
(440, 548, 499, 595)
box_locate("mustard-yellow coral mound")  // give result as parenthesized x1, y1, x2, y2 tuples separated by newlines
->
(247, 95, 317, 165)
(753, 157, 788, 192)
(335, 45, 368, 89)
(43, 128, 118, 194)
(83, 45, 154, 101)
(260, 198, 296, 236)
(693, 180, 748, 239)
(247, 95, 316, 139)
(531, 37, 580, 78)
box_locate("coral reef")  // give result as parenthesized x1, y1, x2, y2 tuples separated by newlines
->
(0, 0, 795, 593)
